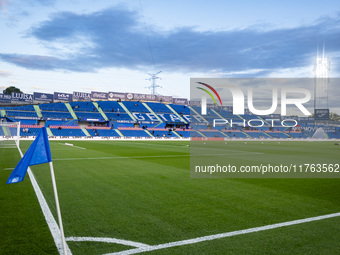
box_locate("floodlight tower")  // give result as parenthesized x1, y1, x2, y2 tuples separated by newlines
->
(146, 71, 162, 95)
(314, 44, 330, 109)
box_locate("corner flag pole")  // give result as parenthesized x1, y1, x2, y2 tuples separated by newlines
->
(8, 127, 68, 255)
(49, 161, 68, 255)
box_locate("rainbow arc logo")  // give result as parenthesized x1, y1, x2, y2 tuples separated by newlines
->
(196, 82, 222, 115)
(196, 82, 223, 107)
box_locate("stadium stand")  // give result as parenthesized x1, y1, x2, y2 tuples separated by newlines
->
(86, 126, 120, 137)
(96, 101, 125, 113)
(122, 101, 149, 113)
(146, 102, 173, 113)
(1, 100, 339, 139)
(50, 126, 86, 137)
(118, 128, 150, 137)
(243, 130, 271, 138)
(40, 103, 74, 120)
(105, 112, 134, 122)
(169, 104, 190, 115)
(264, 131, 290, 138)
(284, 131, 308, 139)
(148, 128, 174, 138)
(175, 130, 190, 137)
(69, 101, 98, 112)
(20, 125, 43, 137)
(222, 129, 248, 138)
(199, 129, 226, 138)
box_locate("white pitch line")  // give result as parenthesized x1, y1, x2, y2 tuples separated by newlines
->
(71, 145, 86, 150)
(16, 145, 73, 255)
(123, 141, 190, 148)
(53, 153, 250, 161)
(104, 212, 340, 255)
(4, 168, 14, 170)
(66, 237, 151, 249)
(58, 143, 86, 150)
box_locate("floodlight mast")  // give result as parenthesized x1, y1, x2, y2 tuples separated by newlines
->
(146, 71, 162, 95)
(314, 44, 330, 110)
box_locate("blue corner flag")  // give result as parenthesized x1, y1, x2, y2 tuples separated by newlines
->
(7, 127, 52, 184)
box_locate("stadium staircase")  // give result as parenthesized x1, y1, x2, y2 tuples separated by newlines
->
(33, 105, 43, 118)
(1, 123, 9, 136)
(236, 114, 245, 121)
(81, 127, 91, 137)
(302, 130, 312, 138)
(151, 122, 165, 128)
(197, 130, 207, 138)
(144, 129, 154, 137)
(219, 131, 229, 137)
(223, 132, 230, 138)
(241, 130, 250, 138)
(46, 127, 54, 136)
(166, 104, 188, 124)
(211, 109, 226, 120)
(142, 102, 164, 123)
(115, 129, 124, 137)
(65, 103, 79, 120)
(0, 109, 6, 118)
(118, 102, 137, 122)
(264, 132, 274, 138)
(188, 106, 209, 124)
(92, 101, 109, 121)
(172, 130, 182, 138)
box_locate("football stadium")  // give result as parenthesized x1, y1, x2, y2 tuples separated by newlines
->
(1, 1, 340, 255)
(1, 83, 340, 254)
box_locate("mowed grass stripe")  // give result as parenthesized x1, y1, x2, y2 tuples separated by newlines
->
(0, 143, 59, 255)
(2, 140, 340, 255)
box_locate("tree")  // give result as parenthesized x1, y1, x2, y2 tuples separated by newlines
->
(3, 86, 23, 95)
(330, 112, 340, 122)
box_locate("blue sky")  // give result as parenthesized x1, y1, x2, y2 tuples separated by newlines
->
(0, 0, 339, 98)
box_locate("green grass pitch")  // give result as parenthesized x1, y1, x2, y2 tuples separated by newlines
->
(1, 140, 340, 254)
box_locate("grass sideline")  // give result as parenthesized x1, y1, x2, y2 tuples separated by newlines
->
(1, 140, 340, 255)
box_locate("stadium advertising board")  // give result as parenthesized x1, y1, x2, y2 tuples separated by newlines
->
(0, 93, 11, 103)
(173, 98, 188, 105)
(43, 117, 68, 121)
(73, 91, 91, 101)
(83, 117, 105, 122)
(314, 109, 329, 120)
(108, 92, 126, 100)
(157, 95, 173, 103)
(126, 93, 158, 101)
(91, 91, 108, 100)
(11, 93, 33, 104)
(33, 92, 53, 103)
(53, 92, 73, 102)
(189, 100, 201, 106)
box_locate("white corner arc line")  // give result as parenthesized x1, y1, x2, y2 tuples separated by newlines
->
(16, 146, 73, 255)
(66, 237, 151, 248)
(104, 212, 340, 255)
